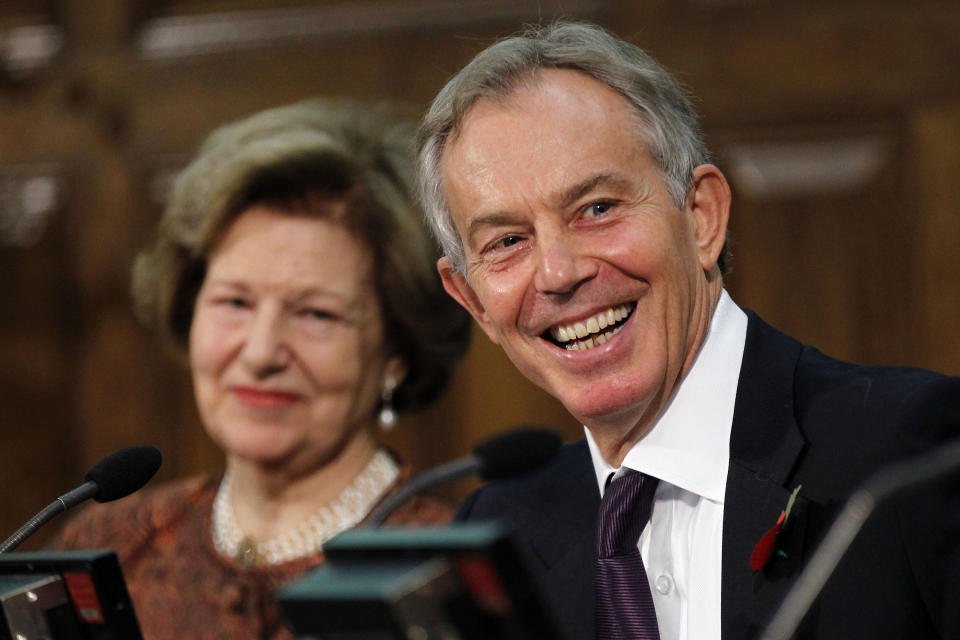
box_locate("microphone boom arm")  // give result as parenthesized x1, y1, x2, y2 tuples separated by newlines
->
(0, 481, 98, 553)
(0, 445, 161, 554)
(366, 456, 480, 528)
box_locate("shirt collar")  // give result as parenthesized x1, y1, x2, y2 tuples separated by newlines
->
(587, 290, 747, 503)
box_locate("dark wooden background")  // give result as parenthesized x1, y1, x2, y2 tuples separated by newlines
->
(1, 0, 958, 546)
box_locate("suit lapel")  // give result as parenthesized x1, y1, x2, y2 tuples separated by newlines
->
(522, 441, 600, 640)
(722, 312, 810, 639)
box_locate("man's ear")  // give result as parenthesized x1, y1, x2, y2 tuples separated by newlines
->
(689, 164, 731, 274)
(438, 256, 500, 345)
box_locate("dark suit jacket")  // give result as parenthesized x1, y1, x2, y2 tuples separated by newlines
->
(458, 311, 960, 639)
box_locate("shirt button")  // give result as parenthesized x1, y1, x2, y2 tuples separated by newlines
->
(655, 573, 673, 595)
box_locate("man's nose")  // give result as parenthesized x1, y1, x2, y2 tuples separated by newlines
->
(240, 305, 290, 376)
(532, 229, 595, 295)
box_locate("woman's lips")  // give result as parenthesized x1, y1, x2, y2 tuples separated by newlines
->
(230, 387, 301, 408)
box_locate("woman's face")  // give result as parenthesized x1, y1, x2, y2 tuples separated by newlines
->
(189, 205, 402, 473)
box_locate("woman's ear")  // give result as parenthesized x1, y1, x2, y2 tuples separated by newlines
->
(689, 164, 731, 274)
(383, 356, 408, 390)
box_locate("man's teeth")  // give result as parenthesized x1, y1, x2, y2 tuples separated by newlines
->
(550, 303, 635, 351)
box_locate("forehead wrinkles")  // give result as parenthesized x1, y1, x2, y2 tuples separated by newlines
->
(441, 70, 659, 254)
(443, 95, 584, 209)
(207, 218, 378, 320)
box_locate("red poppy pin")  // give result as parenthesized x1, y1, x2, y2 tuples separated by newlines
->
(750, 484, 802, 572)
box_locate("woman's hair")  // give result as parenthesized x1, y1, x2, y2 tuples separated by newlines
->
(133, 99, 470, 411)
(417, 21, 728, 274)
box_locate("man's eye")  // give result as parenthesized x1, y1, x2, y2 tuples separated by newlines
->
(585, 202, 613, 217)
(484, 234, 524, 253)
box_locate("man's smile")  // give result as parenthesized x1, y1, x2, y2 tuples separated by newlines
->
(544, 302, 637, 351)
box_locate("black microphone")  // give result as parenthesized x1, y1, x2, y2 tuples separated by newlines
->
(366, 426, 562, 527)
(0, 445, 162, 553)
(760, 436, 960, 640)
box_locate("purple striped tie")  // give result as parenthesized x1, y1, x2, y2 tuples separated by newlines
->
(595, 470, 660, 640)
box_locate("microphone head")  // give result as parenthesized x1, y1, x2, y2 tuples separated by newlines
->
(473, 426, 563, 480)
(84, 445, 163, 503)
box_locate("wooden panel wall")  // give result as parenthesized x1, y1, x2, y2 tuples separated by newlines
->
(0, 0, 957, 545)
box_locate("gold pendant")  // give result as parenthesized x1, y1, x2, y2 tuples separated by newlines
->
(236, 537, 259, 568)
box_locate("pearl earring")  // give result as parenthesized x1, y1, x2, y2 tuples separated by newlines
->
(378, 378, 397, 430)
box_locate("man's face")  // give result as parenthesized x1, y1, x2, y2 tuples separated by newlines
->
(438, 69, 726, 441)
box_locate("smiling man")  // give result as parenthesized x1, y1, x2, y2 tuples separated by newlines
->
(417, 22, 960, 640)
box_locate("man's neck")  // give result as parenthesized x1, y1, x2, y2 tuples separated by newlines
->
(588, 279, 724, 468)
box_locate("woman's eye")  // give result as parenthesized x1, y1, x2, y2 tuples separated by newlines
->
(304, 308, 335, 321)
(221, 297, 250, 308)
(585, 201, 613, 217)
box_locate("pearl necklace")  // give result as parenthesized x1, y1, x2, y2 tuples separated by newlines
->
(212, 449, 399, 567)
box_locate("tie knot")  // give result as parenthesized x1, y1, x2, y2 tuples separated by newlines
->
(596, 471, 658, 558)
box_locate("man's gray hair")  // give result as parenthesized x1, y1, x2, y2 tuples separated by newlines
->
(417, 21, 718, 274)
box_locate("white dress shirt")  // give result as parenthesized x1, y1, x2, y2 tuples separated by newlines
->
(586, 290, 748, 640)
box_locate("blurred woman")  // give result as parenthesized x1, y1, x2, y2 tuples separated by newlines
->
(56, 100, 471, 639)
